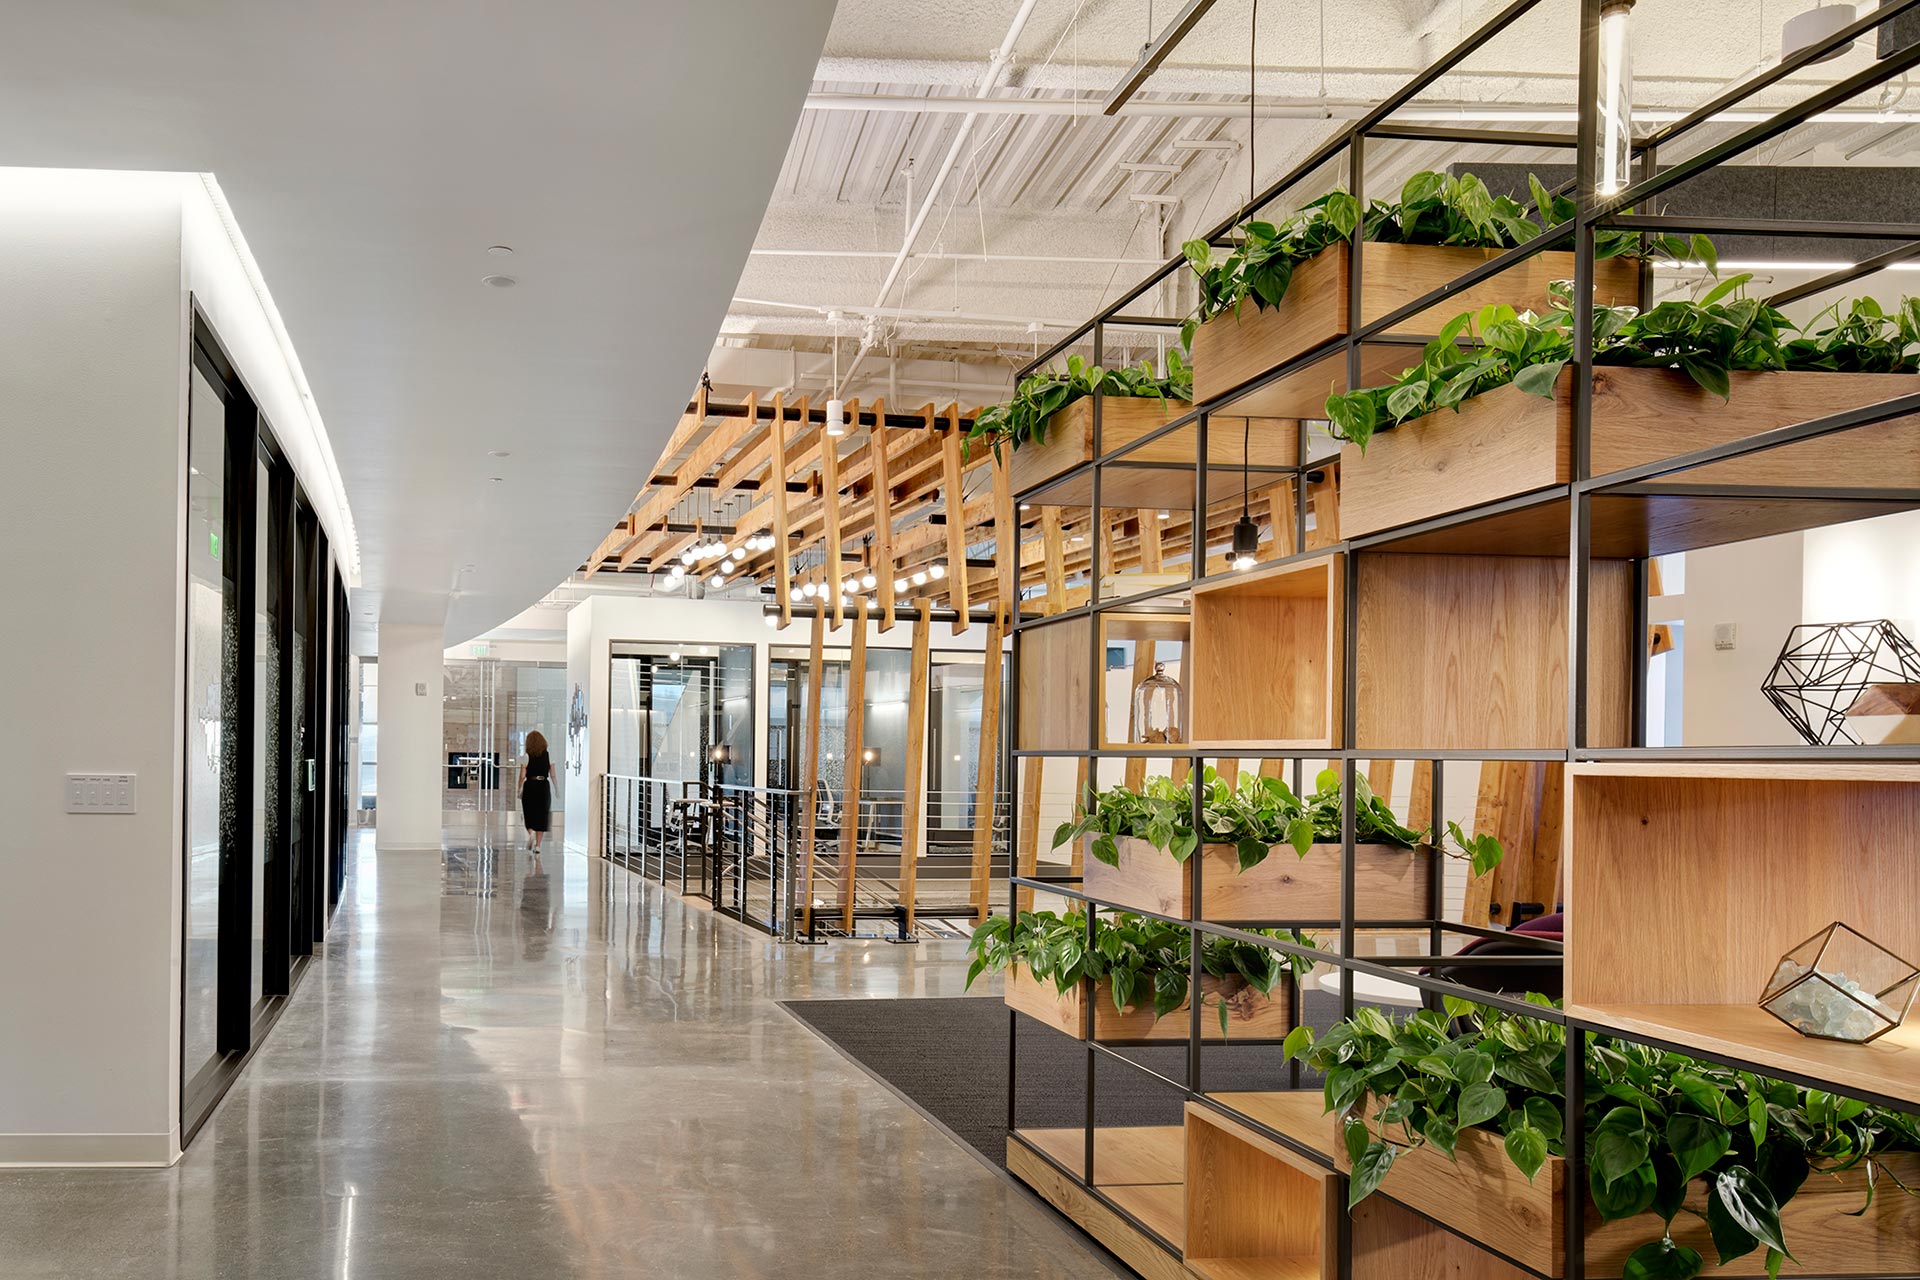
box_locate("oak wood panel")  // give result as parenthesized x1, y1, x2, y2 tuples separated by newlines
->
(1354, 553, 1633, 750)
(898, 612, 930, 929)
(1192, 244, 1636, 410)
(1567, 772, 1920, 1007)
(871, 398, 897, 631)
(1339, 375, 1569, 540)
(1017, 616, 1092, 751)
(1589, 367, 1920, 486)
(1185, 1103, 1334, 1278)
(940, 410, 970, 632)
(1190, 555, 1343, 748)
(1106, 1181, 1186, 1251)
(1338, 1106, 1566, 1277)
(1205, 1092, 1338, 1161)
(1186, 1258, 1319, 1280)
(1017, 1124, 1186, 1186)
(1083, 837, 1430, 924)
(1350, 1194, 1535, 1280)
(822, 405, 845, 629)
(1003, 967, 1294, 1043)
(1006, 1139, 1187, 1280)
(770, 394, 794, 626)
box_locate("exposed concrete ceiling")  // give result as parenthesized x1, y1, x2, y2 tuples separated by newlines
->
(711, 0, 1920, 412)
(0, 0, 839, 648)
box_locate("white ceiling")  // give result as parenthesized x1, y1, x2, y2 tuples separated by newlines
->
(0, 0, 838, 647)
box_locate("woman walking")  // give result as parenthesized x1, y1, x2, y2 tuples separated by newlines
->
(520, 730, 554, 852)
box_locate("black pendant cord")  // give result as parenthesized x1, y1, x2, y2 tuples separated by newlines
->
(1242, 416, 1251, 518)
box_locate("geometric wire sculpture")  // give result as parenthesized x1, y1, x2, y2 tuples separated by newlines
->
(1760, 619, 1920, 746)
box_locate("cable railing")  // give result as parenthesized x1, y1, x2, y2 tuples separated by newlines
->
(599, 772, 1012, 939)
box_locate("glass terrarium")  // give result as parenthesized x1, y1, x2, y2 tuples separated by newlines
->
(1129, 661, 1183, 745)
(1758, 922, 1920, 1044)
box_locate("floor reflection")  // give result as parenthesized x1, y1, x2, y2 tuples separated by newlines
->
(0, 819, 1119, 1278)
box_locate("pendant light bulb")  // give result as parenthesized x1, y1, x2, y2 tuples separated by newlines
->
(1597, 0, 1635, 198)
(826, 399, 846, 437)
(1231, 513, 1259, 570)
(861, 572, 877, 590)
(929, 562, 947, 580)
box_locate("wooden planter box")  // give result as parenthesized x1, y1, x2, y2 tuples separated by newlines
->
(1003, 965, 1292, 1042)
(1083, 835, 1429, 923)
(1339, 1106, 1920, 1277)
(1341, 367, 1920, 540)
(1008, 395, 1298, 506)
(1191, 242, 1639, 407)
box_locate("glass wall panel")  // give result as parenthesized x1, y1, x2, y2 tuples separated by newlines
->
(183, 364, 228, 1080)
(357, 662, 378, 809)
(250, 452, 271, 1012)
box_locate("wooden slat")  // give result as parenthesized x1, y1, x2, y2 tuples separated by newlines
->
(586, 384, 707, 572)
(771, 394, 794, 627)
(1262, 478, 1297, 560)
(1307, 468, 1339, 548)
(969, 610, 1005, 918)
(839, 598, 869, 933)
(1017, 755, 1043, 915)
(799, 605, 825, 935)
(992, 445, 1016, 619)
(1533, 762, 1566, 912)
(1124, 636, 1155, 791)
(871, 397, 897, 633)
(1040, 506, 1067, 612)
(941, 405, 970, 634)
(1409, 759, 1434, 830)
(823, 399, 849, 630)
(898, 611, 930, 932)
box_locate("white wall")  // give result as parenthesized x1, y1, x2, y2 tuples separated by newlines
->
(0, 170, 354, 1164)
(1803, 510, 1920, 636)
(1680, 532, 1808, 746)
(376, 622, 447, 852)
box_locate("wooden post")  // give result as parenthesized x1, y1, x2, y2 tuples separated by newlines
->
(771, 393, 794, 627)
(1124, 638, 1154, 791)
(1366, 759, 1396, 799)
(898, 611, 931, 932)
(1017, 757, 1043, 915)
(968, 610, 1005, 919)
(1306, 468, 1340, 548)
(1040, 507, 1067, 614)
(872, 398, 897, 633)
(1070, 757, 1089, 879)
(1262, 478, 1297, 560)
(1533, 763, 1566, 916)
(839, 599, 869, 933)
(1409, 759, 1435, 830)
(992, 446, 1017, 619)
(799, 605, 826, 935)
(941, 404, 970, 633)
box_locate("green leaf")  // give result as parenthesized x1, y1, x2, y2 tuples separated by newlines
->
(1666, 1114, 1733, 1184)
(1454, 1051, 1495, 1086)
(1236, 836, 1270, 872)
(1592, 1107, 1654, 1187)
(1348, 1140, 1399, 1207)
(1090, 833, 1119, 867)
(1282, 1024, 1314, 1064)
(1423, 1111, 1459, 1158)
(1592, 1162, 1659, 1220)
(1286, 816, 1315, 858)
(1674, 1073, 1736, 1126)
(1169, 830, 1198, 863)
(1522, 1096, 1564, 1144)
(1623, 1239, 1705, 1280)
(1051, 821, 1077, 850)
(1458, 1081, 1508, 1129)
(1713, 1167, 1793, 1261)
(1344, 1114, 1371, 1166)
(1513, 358, 1567, 398)
(1706, 1181, 1759, 1265)
(1504, 1119, 1549, 1182)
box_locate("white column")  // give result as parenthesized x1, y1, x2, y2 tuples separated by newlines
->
(374, 621, 446, 851)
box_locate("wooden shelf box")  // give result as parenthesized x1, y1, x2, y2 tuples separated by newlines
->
(1189, 553, 1343, 749)
(1083, 835, 1430, 924)
(1100, 612, 1192, 748)
(1008, 1130, 1188, 1280)
(1010, 398, 1298, 507)
(1340, 367, 1920, 541)
(1185, 1103, 1339, 1280)
(1190, 243, 1638, 406)
(1566, 762, 1920, 1110)
(1017, 614, 1093, 751)
(1354, 552, 1633, 751)
(1003, 966, 1293, 1043)
(1011, 397, 1178, 496)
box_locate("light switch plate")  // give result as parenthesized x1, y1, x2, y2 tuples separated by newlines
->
(68, 773, 137, 814)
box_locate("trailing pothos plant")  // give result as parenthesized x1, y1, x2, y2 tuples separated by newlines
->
(965, 349, 1192, 458)
(1284, 999, 1920, 1280)
(1051, 766, 1502, 879)
(1325, 278, 1920, 452)
(964, 908, 1316, 1034)
(1179, 170, 1697, 351)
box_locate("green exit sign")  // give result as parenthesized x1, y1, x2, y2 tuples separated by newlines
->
(209, 530, 220, 559)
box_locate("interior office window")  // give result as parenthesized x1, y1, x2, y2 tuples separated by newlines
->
(357, 662, 377, 809)
(927, 652, 986, 844)
(250, 450, 272, 1012)
(183, 365, 229, 1084)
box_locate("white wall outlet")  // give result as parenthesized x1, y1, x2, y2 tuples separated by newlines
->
(67, 773, 137, 814)
(415, 681, 428, 696)
(1713, 622, 1738, 651)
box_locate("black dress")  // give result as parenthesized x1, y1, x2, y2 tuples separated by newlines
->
(521, 750, 552, 833)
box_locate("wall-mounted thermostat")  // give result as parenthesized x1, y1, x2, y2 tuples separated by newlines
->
(68, 773, 137, 814)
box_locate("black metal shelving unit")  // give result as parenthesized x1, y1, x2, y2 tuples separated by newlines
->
(996, 2, 1920, 1277)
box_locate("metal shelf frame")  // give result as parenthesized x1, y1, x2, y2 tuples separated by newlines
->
(996, 2, 1920, 1277)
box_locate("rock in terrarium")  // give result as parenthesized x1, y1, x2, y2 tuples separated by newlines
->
(1758, 922, 1920, 1045)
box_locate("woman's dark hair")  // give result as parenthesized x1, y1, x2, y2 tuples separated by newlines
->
(526, 729, 548, 757)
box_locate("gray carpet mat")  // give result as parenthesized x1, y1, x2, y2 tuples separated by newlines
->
(779, 991, 1346, 1169)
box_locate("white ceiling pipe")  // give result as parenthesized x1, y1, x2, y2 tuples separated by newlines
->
(750, 248, 1166, 266)
(865, 0, 1043, 320)
(804, 92, 1920, 127)
(732, 296, 1082, 327)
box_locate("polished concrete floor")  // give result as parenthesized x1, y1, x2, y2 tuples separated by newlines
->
(0, 828, 1120, 1278)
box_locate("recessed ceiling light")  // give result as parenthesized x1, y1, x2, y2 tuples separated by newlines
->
(487, 449, 511, 458)
(489, 476, 506, 483)
(482, 274, 517, 288)
(486, 245, 515, 256)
